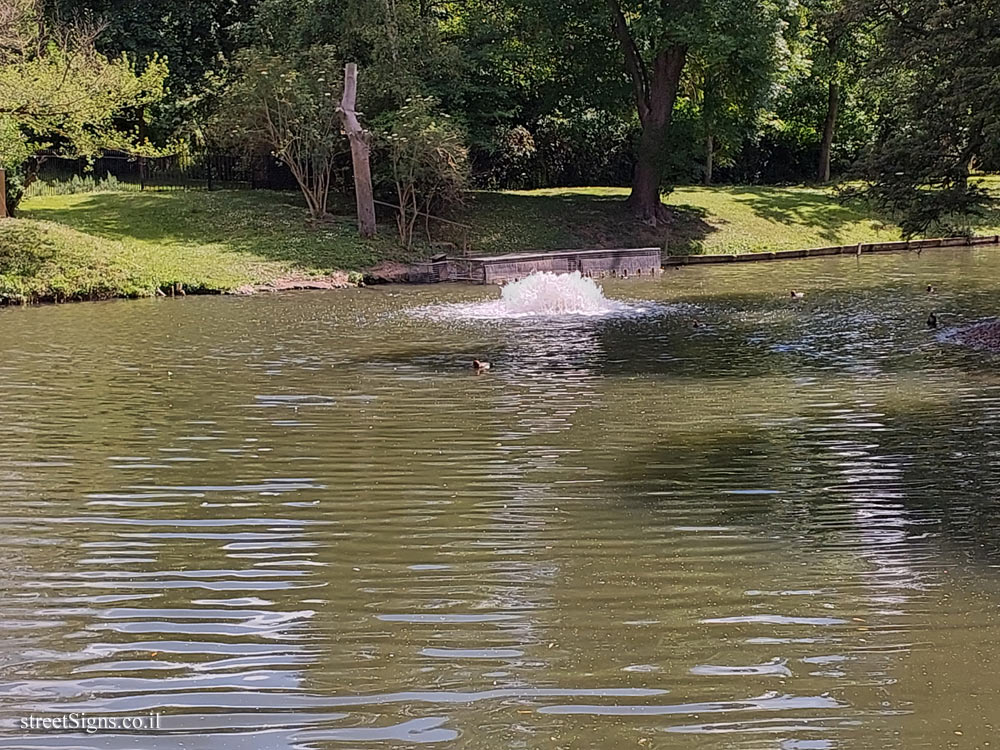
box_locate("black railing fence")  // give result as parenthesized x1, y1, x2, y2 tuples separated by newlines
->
(27, 151, 306, 196)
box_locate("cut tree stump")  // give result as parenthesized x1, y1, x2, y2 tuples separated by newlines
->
(339, 63, 377, 239)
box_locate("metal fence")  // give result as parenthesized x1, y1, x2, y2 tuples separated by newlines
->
(27, 151, 303, 196)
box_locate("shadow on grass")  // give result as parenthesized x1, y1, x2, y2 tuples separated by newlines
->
(721, 185, 890, 243)
(457, 190, 715, 256)
(22, 190, 411, 272)
(970, 199, 1000, 234)
(24, 186, 738, 268)
(834, 182, 1000, 239)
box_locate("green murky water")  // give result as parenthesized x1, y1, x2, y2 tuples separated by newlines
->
(2, 249, 1000, 749)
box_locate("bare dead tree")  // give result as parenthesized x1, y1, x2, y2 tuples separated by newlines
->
(338, 62, 376, 238)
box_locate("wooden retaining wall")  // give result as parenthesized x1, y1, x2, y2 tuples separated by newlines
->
(663, 234, 1000, 266)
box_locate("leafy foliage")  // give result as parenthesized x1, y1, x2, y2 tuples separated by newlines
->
(380, 97, 468, 247)
(0, 0, 169, 213)
(46, 0, 255, 137)
(243, 0, 460, 115)
(482, 111, 637, 189)
(682, 0, 789, 182)
(6, 0, 994, 235)
(850, 0, 1000, 236)
(25, 172, 124, 197)
(216, 47, 347, 220)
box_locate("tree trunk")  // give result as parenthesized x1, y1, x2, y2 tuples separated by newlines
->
(625, 47, 687, 224)
(703, 134, 714, 185)
(629, 126, 668, 222)
(339, 62, 377, 239)
(818, 80, 840, 183)
(0, 169, 8, 218)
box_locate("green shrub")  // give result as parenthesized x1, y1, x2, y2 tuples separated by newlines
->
(25, 173, 130, 198)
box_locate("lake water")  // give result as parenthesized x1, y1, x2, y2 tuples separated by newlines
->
(1, 249, 999, 749)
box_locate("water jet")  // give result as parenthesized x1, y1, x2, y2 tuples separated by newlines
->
(412, 271, 661, 320)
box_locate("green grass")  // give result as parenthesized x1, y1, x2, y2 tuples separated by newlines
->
(460, 178, 1000, 255)
(9, 190, 414, 302)
(5, 181, 999, 304)
(669, 184, 902, 253)
(460, 185, 906, 255)
(0, 220, 158, 303)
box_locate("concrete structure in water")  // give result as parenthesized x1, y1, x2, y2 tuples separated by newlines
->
(416, 247, 663, 284)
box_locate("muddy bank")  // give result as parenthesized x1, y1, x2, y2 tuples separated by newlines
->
(230, 272, 356, 296)
(362, 260, 442, 284)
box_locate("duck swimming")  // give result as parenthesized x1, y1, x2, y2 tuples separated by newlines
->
(790, 290, 805, 299)
(472, 359, 491, 372)
(927, 312, 938, 329)
(926, 285, 936, 293)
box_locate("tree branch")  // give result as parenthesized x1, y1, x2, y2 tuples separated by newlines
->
(606, 0, 650, 122)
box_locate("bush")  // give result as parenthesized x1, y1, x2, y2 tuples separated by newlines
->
(25, 173, 126, 198)
(533, 111, 636, 187)
(379, 97, 469, 248)
(480, 125, 537, 190)
(471, 109, 637, 190)
(1, 115, 28, 215)
(215, 47, 348, 220)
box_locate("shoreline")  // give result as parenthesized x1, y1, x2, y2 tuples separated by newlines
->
(11, 186, 999, 307)
(3, 234, 1000, 308)
(0, 273, 360, 307)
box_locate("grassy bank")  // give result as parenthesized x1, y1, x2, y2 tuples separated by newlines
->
(4, 182, 998, 303)
(7, 190, 398, 303)
(465, 185, 905, 256)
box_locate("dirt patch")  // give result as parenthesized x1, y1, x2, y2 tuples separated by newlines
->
(230, 272, 354, 296)
(363, 260, 428, 284)
(949, 319, 1000, 351)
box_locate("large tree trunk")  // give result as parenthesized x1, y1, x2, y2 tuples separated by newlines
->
(625, 47, 687, 224)
(818, 79, 840, 183)
(629, 122, 669, 222)
(339, 62, 377, 239)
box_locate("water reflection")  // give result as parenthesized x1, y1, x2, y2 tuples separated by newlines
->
(1, 249, 1000, 748)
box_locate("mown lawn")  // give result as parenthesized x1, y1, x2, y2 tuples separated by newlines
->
(8, 190, 413, 302)
(5, 181, 998, 303)
(464, 178, 1000, 255)
(463, 185, 904, 255)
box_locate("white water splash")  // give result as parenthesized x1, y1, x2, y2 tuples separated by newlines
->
(413, 271, 657, 320)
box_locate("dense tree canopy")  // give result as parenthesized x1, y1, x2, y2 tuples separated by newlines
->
(11, 0, 998, 232)
(47, 0, 253, 136)
(0, 0, 168, 213)
(851, 0, 1000, 236)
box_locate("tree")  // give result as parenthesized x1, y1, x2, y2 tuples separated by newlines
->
(218, 47, 347, 221)
(0, 0, 168, 214)
(46, 0, 256, 138)
(852, 0, 1000, 236)
(382, 96, 468, 247)
(608, 0, 793, 219)
(802, 0, 873, 183)
(516, 0, 787, 223)
(683, 1, 786, 185)
(339, 62, 376, 238)
(243, 0, 460, 115)
(605, 0, 689, 223)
